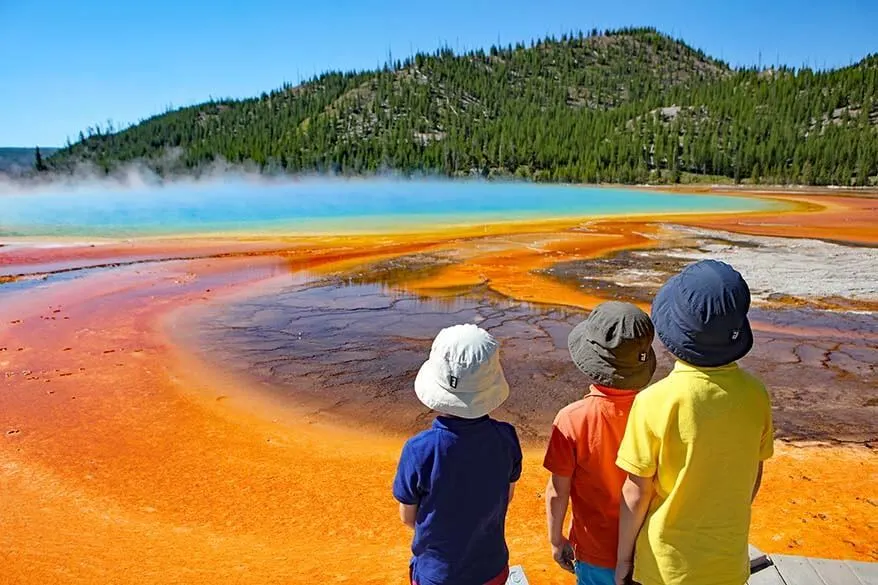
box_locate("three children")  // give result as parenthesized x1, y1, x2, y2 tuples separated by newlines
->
(393, 260, 774, 585)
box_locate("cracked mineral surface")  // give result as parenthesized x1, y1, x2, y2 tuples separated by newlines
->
(187, 278, 877, 445)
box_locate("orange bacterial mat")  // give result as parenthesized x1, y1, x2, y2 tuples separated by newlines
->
(1, 193, 876, 584)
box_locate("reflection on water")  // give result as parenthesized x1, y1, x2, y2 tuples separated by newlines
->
(190, 278, 876, 445)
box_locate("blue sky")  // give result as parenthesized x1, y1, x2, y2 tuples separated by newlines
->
(2, 0, 876, 146)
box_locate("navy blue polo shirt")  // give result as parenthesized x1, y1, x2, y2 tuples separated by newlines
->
(393, 415, 522, 585)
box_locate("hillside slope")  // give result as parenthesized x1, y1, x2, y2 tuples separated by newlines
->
(49, 28, 878, 186)
(1, 147, 58, 175)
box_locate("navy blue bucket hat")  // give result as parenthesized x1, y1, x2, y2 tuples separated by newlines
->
(651, 260, 753, 367)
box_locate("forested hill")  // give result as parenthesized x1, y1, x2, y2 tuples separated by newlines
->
(48, 28, 878, 186)
(1, 147, 57, 175)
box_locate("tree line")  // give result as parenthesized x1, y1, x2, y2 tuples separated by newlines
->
(48, 28, 878, 186)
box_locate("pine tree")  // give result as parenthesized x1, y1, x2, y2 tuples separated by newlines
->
(750, 162, 761, 183)
(801, 161, 814, 185)
(34, 147, 47, 172)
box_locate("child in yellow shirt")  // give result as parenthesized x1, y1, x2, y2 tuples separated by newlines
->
(615, 260, 774, 585)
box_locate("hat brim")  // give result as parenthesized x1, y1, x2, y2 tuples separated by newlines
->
(414, 358, 510, 419)
(652, 283, 754, 367)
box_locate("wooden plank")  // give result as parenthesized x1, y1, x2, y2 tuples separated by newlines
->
(847, 561, 878, 585)
(808, 558, 864, 585)
(748, 564, 787, 585)
(750, 544, 773, 574)
(773, 555, 826, 585)
(506, 565, 530, 585)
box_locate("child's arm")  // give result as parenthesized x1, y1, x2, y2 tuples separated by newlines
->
(616, 473, 655, 585)
(392, 440, 423, 531)
(545, 473, 575, 574)
(399, 503, 418, 530)
(752, 461, 764, 502)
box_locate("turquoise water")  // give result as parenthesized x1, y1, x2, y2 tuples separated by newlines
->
(0, 179, 778, 237)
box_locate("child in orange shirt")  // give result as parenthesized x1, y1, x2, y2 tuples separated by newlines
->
(544, 302, 656, 585)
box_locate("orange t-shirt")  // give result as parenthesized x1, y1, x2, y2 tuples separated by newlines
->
(543, 385, 637, 569)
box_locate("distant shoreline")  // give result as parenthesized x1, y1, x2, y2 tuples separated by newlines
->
(635, 183, 878, 198)
(4, 169, 877, 197)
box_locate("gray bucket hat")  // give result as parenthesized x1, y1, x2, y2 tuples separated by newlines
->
(568, 301, 657, 390)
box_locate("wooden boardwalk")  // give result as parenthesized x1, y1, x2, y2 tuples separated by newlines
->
(749, 546, 878, 585)
(507, 566, 529, 584)
(507, 547, 877, 585)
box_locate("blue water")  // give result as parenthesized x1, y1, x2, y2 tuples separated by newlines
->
(0, 179, 779, 237)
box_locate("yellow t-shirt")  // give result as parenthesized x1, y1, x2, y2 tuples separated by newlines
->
(616, 361, 774, 585)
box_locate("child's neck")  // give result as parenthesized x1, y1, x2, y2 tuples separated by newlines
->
(591, 384, 638, 395)
(439, 414, 488, 420)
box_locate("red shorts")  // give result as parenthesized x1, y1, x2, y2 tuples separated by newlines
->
(411, 565, 510, 585)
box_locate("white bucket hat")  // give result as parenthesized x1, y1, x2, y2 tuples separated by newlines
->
(414, 324, 510, 419)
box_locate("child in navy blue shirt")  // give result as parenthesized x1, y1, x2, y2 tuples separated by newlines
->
(393, 324, 522, 585)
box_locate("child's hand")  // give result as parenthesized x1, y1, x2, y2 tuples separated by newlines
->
(614, 559, 634, 585)
(550, 538, 575, 574)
